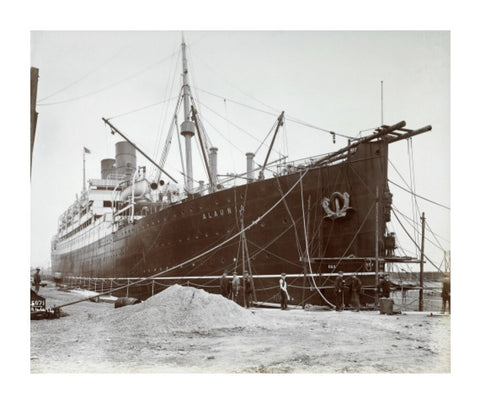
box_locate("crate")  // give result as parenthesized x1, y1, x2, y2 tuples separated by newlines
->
(379, 298, 394, 314)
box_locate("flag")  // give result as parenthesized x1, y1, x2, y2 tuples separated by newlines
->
(84, 147, 91, 154)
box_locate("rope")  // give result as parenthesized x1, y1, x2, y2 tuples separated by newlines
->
(389, 160, 449, 251)
(195, 87, 353, 141)
(106, 95, 179, 120)
(388, 179, 450, 210)
(254, 119, 278, 156)
(285, 115, 356, 140)
(393, 206, 449, 251)
(275, 176, 303, 256)
(152, 50, 181, 162)
(38, 51, 180, 106)
(392, 209, 443, 272)
(300, 176, 335, 308)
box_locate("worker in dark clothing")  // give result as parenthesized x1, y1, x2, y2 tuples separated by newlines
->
(350, 275, 362, 312)
(377, 274, 391, 298)
(441, 274, 450, 314)
(231, 272, 240, 303)
(220, 271, 230, 298)
(244, 273, 253, 308)
(334, 271, 345, 311)
(279, 273, 290, 310)
(33, 268, 41, 294)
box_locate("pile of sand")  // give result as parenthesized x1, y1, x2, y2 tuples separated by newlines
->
(104, 285, 263, 333)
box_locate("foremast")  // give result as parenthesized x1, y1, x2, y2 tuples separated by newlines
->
(180, 35, 196, 193)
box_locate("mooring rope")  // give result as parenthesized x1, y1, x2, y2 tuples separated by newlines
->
(300, 176, 335, 308)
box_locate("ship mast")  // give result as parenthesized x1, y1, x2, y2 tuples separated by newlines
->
(180, 35, 196, 193)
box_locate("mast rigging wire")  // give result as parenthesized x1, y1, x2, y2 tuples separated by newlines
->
(196, 99, 284, 155)
(388, 159, 448, 252)
(37, 50, 180, 106)
(388, 179, 449, 210)
(153, 48, 182, 162)
(392, 207, 448, 252)
(106, 95, 178, 120)
(38, 42, 132, 103)
(391, 209, 443, 272)
(189, 48, 281, 114)
(195, 87, 355, 140)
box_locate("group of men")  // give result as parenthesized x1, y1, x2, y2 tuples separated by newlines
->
(220, 270, 451, 313)
(219, 271, 290, 310)
(220, 271, 254, 307)
(333, 272, 391, 312)
(334, 272, 363, 311)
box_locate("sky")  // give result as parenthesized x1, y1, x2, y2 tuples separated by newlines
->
(29, 30, 450, 272)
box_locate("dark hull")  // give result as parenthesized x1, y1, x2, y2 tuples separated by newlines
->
(52, 141, 389, 306)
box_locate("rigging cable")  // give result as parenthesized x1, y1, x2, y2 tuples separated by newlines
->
(106, 95, 179, 120)
(189, 49, 281, 114)
(391, 209, 443, 272)
(407, 138, 419, 247)
(153, 47, 182, 163)
(392, 207, 448, 252)
(196, 99, 284, 156)
(38, 42, 132, 103)
(388, 159, 449, 252)
(37, 50, 180, 106)
(195, 87, 355, 141)
(254, 118, 281, 157)
(388, 179, 450, 210)
(300, 176, 335, 308)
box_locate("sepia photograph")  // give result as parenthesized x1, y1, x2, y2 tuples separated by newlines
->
(30, 30, 451, 375)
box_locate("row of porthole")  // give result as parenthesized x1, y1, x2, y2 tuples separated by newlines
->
(120, 196, 240, 231)
(155, 230, 222, 247)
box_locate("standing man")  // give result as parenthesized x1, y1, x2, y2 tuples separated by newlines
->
(441, 273, 450, 314)
(350, 275, 362, 312)
(231, 271, 240, 303)
(244, 273, 253, 308)
(33, 268, 41, 294)
(334, 271, 345, 311)
(279, 273, 290, 310)
(378, 274, 391, 298)
(220, 271, 230, 298)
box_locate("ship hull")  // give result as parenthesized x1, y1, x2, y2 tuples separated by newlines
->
(52, 141, 389, 307)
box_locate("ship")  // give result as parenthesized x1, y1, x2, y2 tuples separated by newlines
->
(50, 37, 431, 308)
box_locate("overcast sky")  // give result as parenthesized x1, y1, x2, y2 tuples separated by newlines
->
(30, 31, 450, 272)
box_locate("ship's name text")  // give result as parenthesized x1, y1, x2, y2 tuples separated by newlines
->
(202, 207, 232, 220)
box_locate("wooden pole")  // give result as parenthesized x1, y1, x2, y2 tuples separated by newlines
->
(419, 212, 425, 311)
(302, 262, 307, 309)
(260, 112, 284, 178)
(375, 186, 379, 307)
(302, 195, 311, 309)
(102, 118, 177, 183)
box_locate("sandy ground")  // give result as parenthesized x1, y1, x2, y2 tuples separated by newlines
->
(30, 283, 450, 373)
